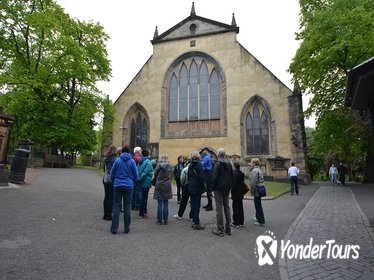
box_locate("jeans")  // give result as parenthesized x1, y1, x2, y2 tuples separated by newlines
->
(111, 188, 133, 233)
(132, 184, 142, 209)
(254, 196, 265, 224)
(103, 183, 113, 219)
(190, 194, 201, 225)
(232, 199, 244, 225)
(290, 176, 298, 194)
(178, 184, 191, 218)
(157, 200, 169, 222)
(331, 174, 337, 185)
(139, 188, 150, 217)
(214, 190, 231, 231)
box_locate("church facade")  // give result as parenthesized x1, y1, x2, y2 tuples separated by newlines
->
(113, 5, 309, 181)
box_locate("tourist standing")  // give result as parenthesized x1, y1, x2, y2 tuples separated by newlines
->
(212, 148, 234, 237)
(288, 162, 299, 195)
(174, 158, 192, 220)
(188, 151, 205, 230)
(110, 145, 139, 234)
(231, 160, 244, 228)
(329, 163, 338, 185)
(137, 150, 153, 219)
(202, 148, 213, 211)
(132, 146, 143, 210)
(153, 154, 173, 225)
(173, 155, 185, 204)
(102, 144, 117, 221)
(249, 158, 265, 226)
(338, 162, 347, 186)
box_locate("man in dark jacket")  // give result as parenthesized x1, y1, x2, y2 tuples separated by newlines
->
(188, 151, 205, 230)
(212, 148, 233, 237)
(110, 145, 139, 234)
(338, 162, 347, 186)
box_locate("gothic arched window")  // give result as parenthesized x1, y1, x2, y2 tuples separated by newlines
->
(130, 112, 148, 151)
(168, 58, 221, 121)
(246, 104, 269, 155)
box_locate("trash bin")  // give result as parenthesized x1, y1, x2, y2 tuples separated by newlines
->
(9, 149, 30, 184)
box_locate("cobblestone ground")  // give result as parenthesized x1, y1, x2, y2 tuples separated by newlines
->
(279, 186, 374, 280)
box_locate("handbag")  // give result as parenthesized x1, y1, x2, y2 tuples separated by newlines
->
(257, 184, 266, 197)
(103, 164, 112, 184)
(243, 182, 250, 195)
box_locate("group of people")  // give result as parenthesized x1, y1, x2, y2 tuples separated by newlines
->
(102, 145, 267, 235)
(329, 163, 347, 186)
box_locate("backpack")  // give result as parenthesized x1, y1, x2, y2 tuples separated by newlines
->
(103, 163, 112, 184)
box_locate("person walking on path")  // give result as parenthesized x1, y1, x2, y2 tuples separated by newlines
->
(188, 151, 206, 230)
(137, 150, 153, 219)
(212, 148, 234, 237)
(338, 162, 347, 186)
(102, 144, 117, 221)
(288, 162, 299, 195)
(173, 155, 185, 204)
(249, 158, 265, 227)
(110, 145, 139, 234)
(231, 160, 244, 228)
(202, 148, 213, 211)
(174, 158, 192, 220)
(153, 154, 173, 225)
(132, 146, 143, 211)
(329, 163, 338, 186)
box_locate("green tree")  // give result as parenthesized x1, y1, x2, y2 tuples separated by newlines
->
(305, 127, 325, 180)
(0, 0, 111, 154)
(289, 0, 374, 179)
(312, 108, 370, 180)
(289, 0, 374, 117)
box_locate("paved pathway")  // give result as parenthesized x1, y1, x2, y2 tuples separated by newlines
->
(279, 186, 374, 280)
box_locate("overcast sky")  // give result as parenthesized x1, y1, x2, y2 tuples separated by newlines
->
(55, 0, 315, 127)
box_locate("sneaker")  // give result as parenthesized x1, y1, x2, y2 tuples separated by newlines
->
(192, 224, 205, 230)
(174, 214, 182, 220)
(239, 224, 244, 227)
(205, 206, 213, 211)
(189, 218, 193, 222)
(253, 217, 258, 222)
(212, 228, 224, 237)
(254, 221, 265, 227)
(124, 229, 130, 234)
(138, 215, 144, 219)
(156, 220, 162, 225)
(231, 223, 239, 228)
(225, 229, 232, 235)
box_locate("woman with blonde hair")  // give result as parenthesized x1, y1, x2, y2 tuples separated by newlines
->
(102, 144, 117, 220)
(153, 154, 173, 225)
(249, 158, 265, 226)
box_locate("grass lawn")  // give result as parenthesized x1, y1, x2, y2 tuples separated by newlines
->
(244, 179, 290, 198)
(76, 165, 290, 198)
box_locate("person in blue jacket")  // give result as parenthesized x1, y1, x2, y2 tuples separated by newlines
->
(137, 149, 153, 219)
(110, 145, 139, 234)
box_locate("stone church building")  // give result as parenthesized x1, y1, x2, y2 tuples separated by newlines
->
(113, 4, 309, 181)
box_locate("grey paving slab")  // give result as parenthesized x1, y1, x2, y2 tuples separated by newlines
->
(279, 185, 374, 280)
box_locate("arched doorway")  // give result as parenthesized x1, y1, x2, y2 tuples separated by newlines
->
(122, 103, 149, 152)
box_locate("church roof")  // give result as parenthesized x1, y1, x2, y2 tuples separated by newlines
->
(151, 3, 239, 45)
